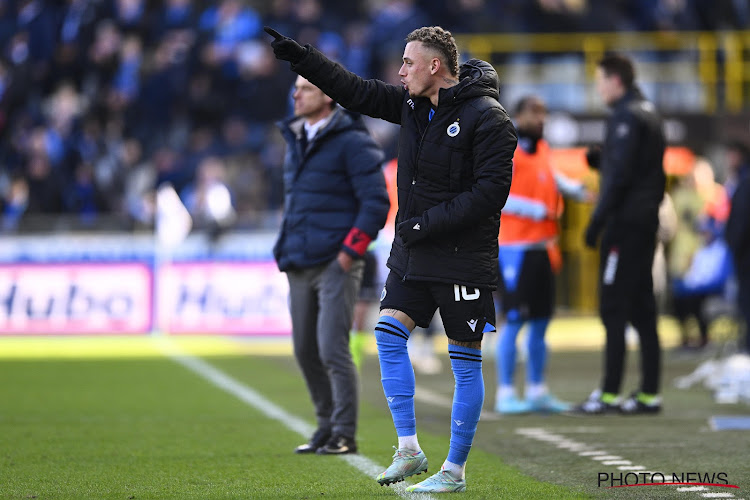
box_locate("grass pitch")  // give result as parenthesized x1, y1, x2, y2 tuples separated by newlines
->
(0, 327, 747, 499)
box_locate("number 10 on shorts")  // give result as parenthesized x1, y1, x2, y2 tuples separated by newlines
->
(454, 285, 480, 301)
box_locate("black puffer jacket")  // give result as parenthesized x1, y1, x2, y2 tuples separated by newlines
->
(291, 48, 516, 288)
(589, 88, 666, 236)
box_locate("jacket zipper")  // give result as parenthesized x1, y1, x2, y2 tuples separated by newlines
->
(403, 111, 433, 281)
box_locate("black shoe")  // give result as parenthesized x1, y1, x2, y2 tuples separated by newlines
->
(619, 393, 662, 415)
(316, 434, 357, 455)
(568, 390, 621, 415)
(295, 428, 331, 454)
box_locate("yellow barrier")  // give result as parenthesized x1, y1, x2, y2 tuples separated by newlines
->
(454, 31, 749, 112)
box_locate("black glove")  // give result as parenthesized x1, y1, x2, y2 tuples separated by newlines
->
(585, 145, 601, 171)
(397, 215, 429, 248)
(264, 26, 307, 64)
(583, 220, 601, 249)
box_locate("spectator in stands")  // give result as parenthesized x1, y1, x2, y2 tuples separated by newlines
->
(122, 139, 157, 227)
(1, 173, 29, 231)
(181, 155, 236, 239)
(151, 0, 197, 39)
(524, 0, 586, 33)
(87, 19, 122, 106)
(23, 151, 65, 220)
(0, 1, 16, 51)
(198, 0, 262, 80)
(66, 160, 110, 224)
(110, 0, 150, 38)
(264, 0, 300, 40)
(16, 0, 57, 85)
(136, 31, 194, 149)
(366, 0, 430, 79)
(233, 41, 292, 127)
(430, 0, 513, 33)
(108, 35, 142, 114)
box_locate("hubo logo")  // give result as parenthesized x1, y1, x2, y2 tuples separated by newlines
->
(0, 263, 151, 333)
(447, 120, 460, 137)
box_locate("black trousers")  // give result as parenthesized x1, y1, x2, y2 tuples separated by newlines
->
(672, 293, 711, 346)
(598, 224, 661, 395)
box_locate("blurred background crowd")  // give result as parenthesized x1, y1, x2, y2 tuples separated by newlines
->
(1, 0, 749, 235)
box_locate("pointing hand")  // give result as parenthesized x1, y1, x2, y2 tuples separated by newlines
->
(264, 26, 306, 64)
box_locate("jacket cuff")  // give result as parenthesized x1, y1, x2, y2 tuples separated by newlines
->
(290, 45, 313, 69)
(342, 227, 372, 256)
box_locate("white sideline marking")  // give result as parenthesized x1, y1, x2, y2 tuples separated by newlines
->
(157, 338, 435, 499)
(517, 428, 737, 499)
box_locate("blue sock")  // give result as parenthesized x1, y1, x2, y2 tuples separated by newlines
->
(447, 345, 484, 466)
(526, 318, 550, 385)
(374, 316, 415, 437)
(496, 317, 524, 387)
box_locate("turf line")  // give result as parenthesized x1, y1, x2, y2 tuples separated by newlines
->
(516, 428, 741, 499)
(156, 338, 435, 499)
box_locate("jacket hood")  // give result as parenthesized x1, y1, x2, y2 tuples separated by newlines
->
(444, 58, 500, 102)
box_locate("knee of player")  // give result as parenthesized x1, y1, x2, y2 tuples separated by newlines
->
(374, 315, 412, 348)
(374, 328, 408, 350)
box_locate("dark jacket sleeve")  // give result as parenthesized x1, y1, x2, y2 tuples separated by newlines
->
(340, 130, 390, 257)
(425, 108, 517, 232)
(589, 112, 641, 229)
(291, 45, 405, 124)
(726, 176, 750, 260)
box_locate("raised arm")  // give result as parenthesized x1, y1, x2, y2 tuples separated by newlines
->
(264, 27, 405, 124)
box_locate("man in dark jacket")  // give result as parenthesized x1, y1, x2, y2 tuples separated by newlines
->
(266, 26, 516, 493)
(725, 160, 750, 355)
(576, 53, 666, 415)
(275, 76, 389, 455)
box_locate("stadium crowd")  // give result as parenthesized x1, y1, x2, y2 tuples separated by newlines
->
(0, 0, 748, 233)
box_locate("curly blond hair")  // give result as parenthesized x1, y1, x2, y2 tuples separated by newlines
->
(406, 26, 459, 77)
